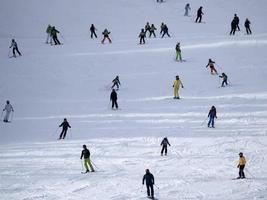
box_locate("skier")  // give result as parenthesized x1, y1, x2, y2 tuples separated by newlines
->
(90, 24, 98, 38)
(144, 22, 151, 36)
(173, 75, 184, 99)
(58, 118, 71, 139)
(244, 18, 252, 35)
(175, 42, 183, 61)
(230, 18, 237, 35)
(161, 24, 171, 38)
(160, 137, 171, 156)
(207, 106, 217, 128)
(139, 29, 146, 44)
(46, 24, 52, 44)
(206, 59, 218, 75)
(51, 26, 61, 45)
(195, 6, 203, 23)
(111, 76, 121, 90)
(149, 24, 157, 38)
(80, 144, 95, 173)
(142, 169, 155, 199)
(160, 22, 165, 35)
(9, 39, 21, 58)
(156, 0, 163, 2)
(2, 100, 14, 123)
(184, 3, 191, 16)
(110, 89, 118, 109)
(219, 73, 228, 87)
(237, 152, 246, 179)
(101, 29, 112, 44)
(234, 14, 240, 31)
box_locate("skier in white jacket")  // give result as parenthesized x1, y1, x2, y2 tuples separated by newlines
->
(3, 100, 14, 122)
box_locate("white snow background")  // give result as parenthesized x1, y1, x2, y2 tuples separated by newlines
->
(0, 0, 267, 199)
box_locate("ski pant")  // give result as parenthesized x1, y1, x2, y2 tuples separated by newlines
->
(239, 165, 245, 178)
(230, 27, 236, 35)
(161, 31, 170, 38)
(84, 158, 94, 172)
(161, 145, 168, 155)
(149, 31, 156, 38)
(236, 24, 240, 31)
(91, 31, 97, 38)
(111, 83, 119, 89)
(13, 47, 21, 57)
(174, 87, 180, 98)
(146, 184, 154, 198)
(208, 117, 215, 127)
(210, 66, 218, 74)
(59, 128, 68, 139)
(140, 37, 145, 44)
(111, 100, 118, 109)
(221, 80, 228, 87)
(176, 51, 182, 61)
(46, 34, 52, 44)
(52, 35, 61, 45)
(3, 111, 11, 122)
(246, 27, 252, 35)
(101, 36, 112, 44)
(195, 15, 202, 23)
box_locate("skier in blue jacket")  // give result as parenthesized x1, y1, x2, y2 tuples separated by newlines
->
(207, 106, 217, 128)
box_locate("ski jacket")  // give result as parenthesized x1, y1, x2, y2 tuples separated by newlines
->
(206, 60, 215, 68)
(139, 31, 146, 38)
(173, 79, 183, 89)
(145, 24, 151, 31)
(176, 44, 181, 52)
(59, 121, 71, 129)
(150, 25, 157, 31)
(90, 25, 96, 32)
(51, 28, 59, 36)
(208, 108, 217, 118)
(102, 30, 110, 37)
(143, 172, 154, 185)
(161, 138, 170, 146)
(197, 8, 203, 16)
(110, 91, 117, 101)
(163, 25, 168, 32)
(219, 74, 227, 81)
(239, 156, 246, 166)
(185, 4, 191, 10)
(3, 104, 14, 112)
(231, 19, 237, 28)
(244, 20, 250, 27)
(234, 16, 239, 24)
(112, 77, 121, 85)
(80, 148, 90, 159)
(10, 41, 17, 48)
(46, 25, 52, 34)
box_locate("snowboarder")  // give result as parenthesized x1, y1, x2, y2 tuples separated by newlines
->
(234, 14, 240, 31)
(230, 18, 237, 35)
(244, 18, 252, 35)
(161, 24, 170, 38)
(90, 24, 97, 38)
(80, 144, 95, 173)
(160, 137, 171, 156)
(237, 152, 246, 179)
(195, 6, 203, 23)
(184, 3, 191, 16)
(206, 59, 218, 75)
(149, 24, 157, 38)
(160, 22, 165, 35)
(175, 42, 183, 61)
(142, 169, 155, 199)
(110, 89, 118, 109)
(2, 100, 14, 123)
(58, 118, 71, 139)
(173, 75, 184, 99)
(51, 26, 61, 45)
(219, 73, 228, 87)
(111, 76, 121, 90)
(207, 106, 217, 128)
(101, 29, 112, 44)
(144, 22, 151, 36)
(9, 39, 21, 57)
(139, 29, 146, 44)
(46, 24, 52, 44)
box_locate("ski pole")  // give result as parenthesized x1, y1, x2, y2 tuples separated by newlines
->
(0, 110, 3, 120)
(60, 33, 66, 43)
(80, 159, 84, 171)
(51, 127, 60, 137)
(91, 160, 99, 170)
(108, 101, 111, 109)
(140, 184, 144, 192)
(245, 168, 255, 178)
(201, 117, 208, 126)
(10, 111, 14, 122)
(154, 184, 160, 190)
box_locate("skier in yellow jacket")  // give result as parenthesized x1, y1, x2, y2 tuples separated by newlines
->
(173, 75, 184, 99)
(237, 152, 246, 179)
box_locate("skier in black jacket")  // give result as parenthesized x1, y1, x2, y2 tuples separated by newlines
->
(207, 106, 217, 128)
(80, 144, 95, 173)
(161, 24, 170, 38)
(195, 6, 203, 23)
(234, 14, 240, 31)
(110, 89, 118, 109)
(161, 137, 171, 156)
(219, 73, 228, 87)
(244, 18, 252, 35)
(142, 169, 155, 199)
(230, 18, 237, 35)
(111, 76, 121, 90)
(139, 29, 146, 44)
(90, 24, 97, 38)
(9, 39, 21, 57)
(58, 118, 71, 139)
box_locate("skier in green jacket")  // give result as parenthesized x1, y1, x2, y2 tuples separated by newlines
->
(51, 26, 61, 45)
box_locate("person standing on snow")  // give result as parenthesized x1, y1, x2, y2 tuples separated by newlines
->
(173, 75, 184, 99)
(9, 39, 21, 58)
(144, 22, 151, 36)
(80, 144, 95, 173)
(101, 29, 112, 44)
(58, 118, 71, 139)
(206, 59, 218, 75)
(184, 3, 191, 16)
(160, 137, 171, 156)
(161, 24, 171, 38)
(142, 169, 155, 199)
(230, 18, 237, 35)
(90, 24, 97, 38)
(160, 22, 165, 35)
(46, 24, 52, 44)
(234, 14, 240, 31)
(111, 76, 121, 90)
(237, 152, 246, 179)
(175, 42, 183, 61)
(244, 18, 252, 35)
(219, 73, 228, 87)
(139, 29, 146, 44)
(110, 89, 118, 109)
(149, 24, 157, 38)
(2, 100, 14, 123)
(51, 26, 61, 45)
(207, 106, 217, 128)
(195, 6, 203, 23)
